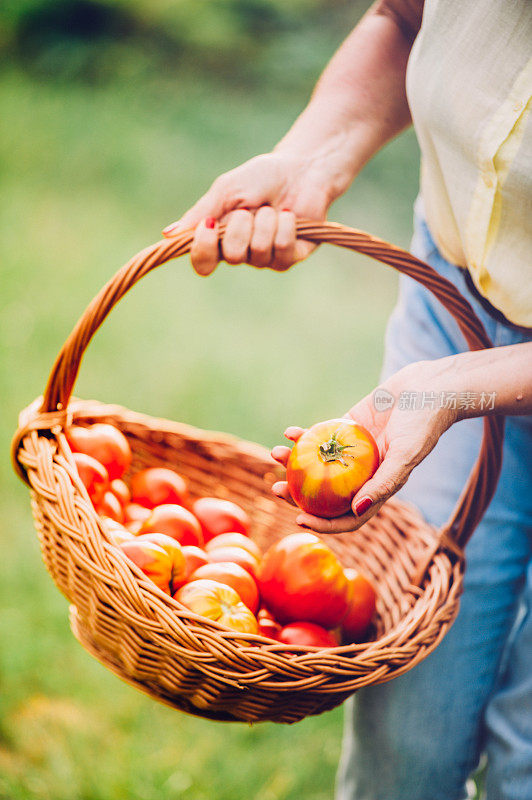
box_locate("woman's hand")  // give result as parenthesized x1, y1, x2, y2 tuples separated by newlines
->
(271, 359, 461, 534)
(161, 151, 332, 275)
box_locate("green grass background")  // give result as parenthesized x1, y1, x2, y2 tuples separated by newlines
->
(0, 3, 447, 797)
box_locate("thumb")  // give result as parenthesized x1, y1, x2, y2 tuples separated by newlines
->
(351, 446, 412, 519)
(162, 183, 236, 237)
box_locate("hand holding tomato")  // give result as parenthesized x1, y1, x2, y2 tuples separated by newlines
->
(271, 362, 459, 533)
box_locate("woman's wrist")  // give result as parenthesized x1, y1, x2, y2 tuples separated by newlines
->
(407, 345, 532, 422)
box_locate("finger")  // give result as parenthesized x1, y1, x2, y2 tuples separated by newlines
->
(271, 481, 297, 506)
(189, 217, 220, 276)
(249, 205, 277, 267)
(271, 445, 291, 466)
(294, 239, 318, 262)
(162, 173, 245, 237)
(284, 426, 305, 442)
(270, 210, 296, 270)
(295, 511, 362, 534)
(351, 447, 412, 519)
(221, 210, 254, 265)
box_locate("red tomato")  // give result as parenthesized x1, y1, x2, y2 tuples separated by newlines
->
(73, 452, 109, 505)
(179, 545, 210, 586)
(189, 562, 259, 614)
(67, 424, 131, 481)
(278, 622, 339, 648)
(208, 546, 259, 578)
(257, 607, 282, 640)
(341, 568, 377, 642)
(97, 491, 124, 523)
(205, 532, 262, 561)
(286, 418, 380, 518)
(130, 468, 188, 509)
(258, 532, 349, 628)
(124, 503, 151, 524)
(192, 497, 249, 542)
(109, 478, 131, 507)
(119, 539, 172, 594)
(139, 504, 203, 547)
(174, 579, 258, 635)
(136, 533, 187, 592)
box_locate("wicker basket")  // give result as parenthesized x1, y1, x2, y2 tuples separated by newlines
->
(12, 220, 504, 724)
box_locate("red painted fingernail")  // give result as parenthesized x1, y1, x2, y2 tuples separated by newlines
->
(354, 496, 372, 517)
(281, 208, 290, 212)
(205, 216, 216, 229)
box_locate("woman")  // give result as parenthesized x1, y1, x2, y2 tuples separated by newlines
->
(163, 2, 532, 797)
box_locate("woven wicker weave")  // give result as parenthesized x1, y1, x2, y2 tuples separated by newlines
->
(12, 220, 504, 724)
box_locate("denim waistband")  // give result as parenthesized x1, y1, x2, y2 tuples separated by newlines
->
(412, 197, 532, 335)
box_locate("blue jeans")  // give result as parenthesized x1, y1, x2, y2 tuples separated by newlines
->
(336, 205, 532, 800)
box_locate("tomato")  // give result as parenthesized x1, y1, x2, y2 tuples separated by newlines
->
(208, 546, 259, 578)
(286, 418, 380, 518)
(125, 520, 143, 535)
(139, 504, 203, 547)
(205, 532, 262, 561)
(97, 491, 124, 523)
(130, 468, 188, 509)
(192, 497, 249, 542)
(178, 545, 210, 586)
(124, 503, 151, 524)
(119, 539, 172, 594)
(189, 562, 259, 614)
(341, 567, 377, 642)
(103, 518, 135, 545)
(174, 579, 258, 635)
(109, 478, 131, 507)
(258, 532, 349, 628)
(67, 424, 131, 481)
(278, 622, 339, 648)
(72, 452, 109, 505)
(136, 533, 187, 592)
(257, 607, 282, 640)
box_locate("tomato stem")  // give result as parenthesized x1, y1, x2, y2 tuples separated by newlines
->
(319, 431, 357, 467)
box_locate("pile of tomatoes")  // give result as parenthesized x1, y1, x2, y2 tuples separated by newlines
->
(67, 422, 377, 647)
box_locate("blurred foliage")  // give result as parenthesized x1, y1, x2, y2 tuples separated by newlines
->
(1, 0, 368, 86)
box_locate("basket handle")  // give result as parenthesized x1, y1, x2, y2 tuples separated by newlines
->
(38, 220, 504, 550)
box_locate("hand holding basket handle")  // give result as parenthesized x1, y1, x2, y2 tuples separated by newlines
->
(11, 220, 504, 724)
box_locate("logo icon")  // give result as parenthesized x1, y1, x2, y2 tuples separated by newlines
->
(373, 388, 395, 412)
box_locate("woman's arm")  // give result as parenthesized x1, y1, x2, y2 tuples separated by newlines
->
(163, 1, 425, 275)
(271, 342, 532, 534)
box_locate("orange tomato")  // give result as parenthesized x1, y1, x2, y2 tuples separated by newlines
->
(208, 546, 259, 578)
(205, 532, 262, 561)
(124, 503, 151, 524)
(109, 478, 131, 507)
(119, 539, 172, 594)
(192, 497, 249, 542)
(341, 567, 377, 642)
(174, 579, 258, 634)
(189, 562, 259, 614)
(286, 418, 380, 518)
(72, 452, 109, 505)
(136, 533, 187, 592)
(97, 491, 124, 523)
(67, 424, 131, 481)
(130, 467, 188, 509)
(139, 504, 203, 547)
(103, 518, 135, 545)
(258, 532, 349, 628)
(278, 622, 339, 648)
(179, 545, 210, 586)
